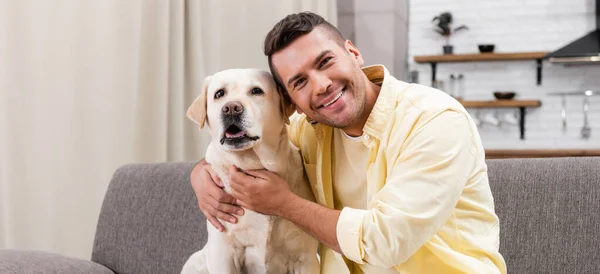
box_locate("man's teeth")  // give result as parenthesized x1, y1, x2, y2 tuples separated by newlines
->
(322, 91, 343, 107)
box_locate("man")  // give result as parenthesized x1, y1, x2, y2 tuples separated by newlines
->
(190, 12, 507, 273)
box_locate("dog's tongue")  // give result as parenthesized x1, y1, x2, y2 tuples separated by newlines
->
(225, 131, 246, 138)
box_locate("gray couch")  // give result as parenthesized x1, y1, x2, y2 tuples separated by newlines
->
(1, 157, 599, 274)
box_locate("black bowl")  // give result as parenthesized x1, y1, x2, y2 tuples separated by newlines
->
(493, 91, 516, 100)
(478, 44, 495, 53)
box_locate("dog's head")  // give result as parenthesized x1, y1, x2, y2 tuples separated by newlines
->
(187, 69, 295, 151)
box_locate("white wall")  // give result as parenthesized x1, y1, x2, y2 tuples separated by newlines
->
(337, 0, 409, 79)
(409, 0, 600, 149)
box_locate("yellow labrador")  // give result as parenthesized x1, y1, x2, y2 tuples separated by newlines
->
(182, 69, 319, 274)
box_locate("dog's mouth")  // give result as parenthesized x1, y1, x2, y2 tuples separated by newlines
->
(220, 124, 259, 145)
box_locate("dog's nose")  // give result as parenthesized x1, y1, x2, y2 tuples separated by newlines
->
(222, 101, 244, 116)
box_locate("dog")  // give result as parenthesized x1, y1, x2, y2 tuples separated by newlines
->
(181, 69, 319, 274)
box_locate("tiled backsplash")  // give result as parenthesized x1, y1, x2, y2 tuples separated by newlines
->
(408, 0, 600, 149)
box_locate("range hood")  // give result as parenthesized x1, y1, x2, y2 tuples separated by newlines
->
(545, 0, 600, 63)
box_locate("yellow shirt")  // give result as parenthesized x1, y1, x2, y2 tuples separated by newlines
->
(289, 65, 507, 274)
(333, 129, 399, 274)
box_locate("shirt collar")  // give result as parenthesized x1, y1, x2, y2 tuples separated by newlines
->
(362, 65, 405, 139)
(310, 65, 404, 140)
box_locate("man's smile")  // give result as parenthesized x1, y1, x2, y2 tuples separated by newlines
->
(318, 87, 346, 109)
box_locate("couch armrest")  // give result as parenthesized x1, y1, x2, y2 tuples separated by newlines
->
(0, 249, 114, 274)
(92, 162, 207, 274)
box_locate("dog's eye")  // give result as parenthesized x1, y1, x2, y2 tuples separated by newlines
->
(251, 87, 264, 95)
(214, 89, 225, 99)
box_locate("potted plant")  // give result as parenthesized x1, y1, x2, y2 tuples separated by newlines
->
(432, 12, 469, 54)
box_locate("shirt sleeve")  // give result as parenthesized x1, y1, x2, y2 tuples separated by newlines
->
(336, 110, 479, 267)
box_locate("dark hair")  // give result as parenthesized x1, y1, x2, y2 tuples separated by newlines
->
(264, 12, 345, 104)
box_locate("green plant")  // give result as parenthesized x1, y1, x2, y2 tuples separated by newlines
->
(432, 12, 469, 45)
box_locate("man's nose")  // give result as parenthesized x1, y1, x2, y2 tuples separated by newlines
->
(313, 73, 332, 96)
(222, 101, 244, 116)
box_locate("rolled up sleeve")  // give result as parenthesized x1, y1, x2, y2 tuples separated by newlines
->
(336, 110, 478, 268)
(336, 207, 369, 263)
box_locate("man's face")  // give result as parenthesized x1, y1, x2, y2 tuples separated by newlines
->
(271, 27, 367, 129)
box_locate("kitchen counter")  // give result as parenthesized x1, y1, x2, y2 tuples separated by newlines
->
(485, 149, 600, 159)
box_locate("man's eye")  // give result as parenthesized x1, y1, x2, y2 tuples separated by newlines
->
(293, 78, 305, 88)
(319, 57, 332, 68)
(214, 89, 225, 99)
(251, 87, 264, 95)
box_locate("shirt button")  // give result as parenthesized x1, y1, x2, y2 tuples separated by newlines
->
(363, 135, 370, 141)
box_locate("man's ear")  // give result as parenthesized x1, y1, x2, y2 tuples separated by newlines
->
(345, 40, 364, 67)
(278, 88, 296, 125)
(187, 75, 212, 128)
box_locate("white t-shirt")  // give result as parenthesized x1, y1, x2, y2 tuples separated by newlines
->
(332, 128, 368, 210)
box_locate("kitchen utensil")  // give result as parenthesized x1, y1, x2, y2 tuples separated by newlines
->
(448, 74, 456, 97)
(433, 80, 445, 91)
(561, 95, 567, 131)
(470, 110, 482, 127)
(501, 110, 519, 125)
(409, 70, 419, 83)
(581, 90, 592, 139)
(482, 110, 500, 126)
(493, 91, 516, 100)
(456, 74, 464, 100)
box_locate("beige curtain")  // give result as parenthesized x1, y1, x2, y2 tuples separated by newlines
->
(0, 0, 336, 259)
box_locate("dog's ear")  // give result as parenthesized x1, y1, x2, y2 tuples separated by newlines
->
(278, 87, 296, 125)
(187, 75, 212, 128)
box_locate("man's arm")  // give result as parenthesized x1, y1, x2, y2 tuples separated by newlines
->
(230, 110, 480, 268)
(191, 159, 244, 232)
(333, 110, 480, 267)
(280, 191, 342, 253)
(228, 166, 343, 253)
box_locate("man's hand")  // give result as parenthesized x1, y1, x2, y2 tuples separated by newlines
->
(190, 159, 244, 232)
(228, 165, 343, 253)
(228, 166, 292, 216)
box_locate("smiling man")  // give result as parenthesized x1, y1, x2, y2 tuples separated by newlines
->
(190, 12, 507, 273)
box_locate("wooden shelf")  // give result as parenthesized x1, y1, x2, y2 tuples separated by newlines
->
(414, 52, 549, 63)
(413, 51, 549, 86)
(458, 100, 542, 108)
(485, 149, 600, 159)
(458, 99, 542, 140)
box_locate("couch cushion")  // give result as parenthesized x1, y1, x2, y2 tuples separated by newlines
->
(0, 249, 114, 274)
(487, 157, 600, 274)
(91, 162, 207, 274)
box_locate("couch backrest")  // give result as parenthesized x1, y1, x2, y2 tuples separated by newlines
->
(93, 158, 600, 273)
(91, 162, 207, 274)
(487, 157, 600, 274)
